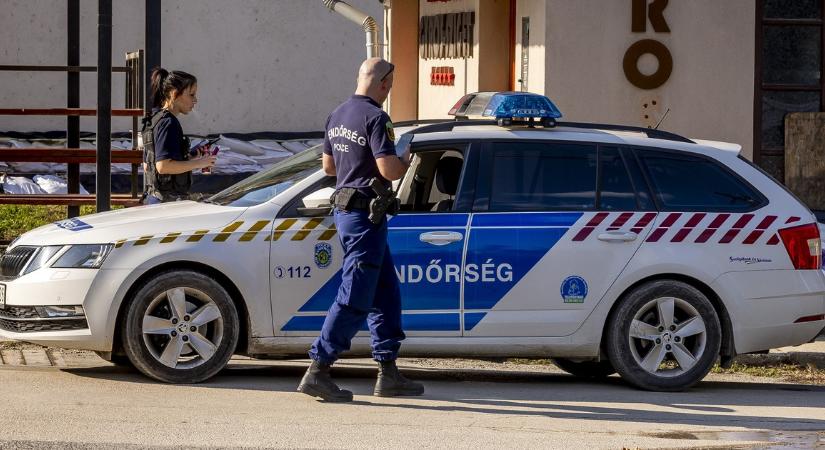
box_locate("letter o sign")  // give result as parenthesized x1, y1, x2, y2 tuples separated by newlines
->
(623, 39, 672, 90)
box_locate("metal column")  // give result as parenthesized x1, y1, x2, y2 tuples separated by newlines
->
(67, 0, 80, 218)
(96, 0, 112, 212)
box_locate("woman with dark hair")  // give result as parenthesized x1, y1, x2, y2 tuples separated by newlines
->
(141, 67, 215, 203)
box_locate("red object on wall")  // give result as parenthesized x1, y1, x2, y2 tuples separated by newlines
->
(430, 66, 455, 86)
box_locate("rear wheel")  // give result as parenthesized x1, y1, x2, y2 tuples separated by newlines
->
(606, 280, 721, 391)
(552, 358, 616, 378)
(121, 270, 239, 383)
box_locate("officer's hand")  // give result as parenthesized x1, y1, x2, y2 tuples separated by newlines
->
(198, 155, 217, 168)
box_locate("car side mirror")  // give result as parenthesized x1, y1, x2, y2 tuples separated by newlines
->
(298, 187, 335, 217)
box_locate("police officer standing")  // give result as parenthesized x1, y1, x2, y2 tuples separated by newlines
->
(298, 58, 423, 402)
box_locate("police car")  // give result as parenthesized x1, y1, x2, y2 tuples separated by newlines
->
(1, 92, 823, 392)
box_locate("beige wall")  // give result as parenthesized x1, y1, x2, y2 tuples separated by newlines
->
(417, 0, 480, 119)
(0, 0, 383, 134)
(387, 0, 419, 122)
(544, 0, 755, 157)
(477, 0, 511, 92)
(515, 0, 546, 95)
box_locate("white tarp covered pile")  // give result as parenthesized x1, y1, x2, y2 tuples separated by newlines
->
(0, 135, 323, 194)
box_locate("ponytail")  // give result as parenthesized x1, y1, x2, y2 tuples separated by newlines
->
(149, 67, 197, 109)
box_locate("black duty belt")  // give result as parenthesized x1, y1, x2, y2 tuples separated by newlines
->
(332, 189, 372, 210)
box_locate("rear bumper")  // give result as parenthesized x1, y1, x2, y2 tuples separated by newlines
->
(713, 269, 825, 354)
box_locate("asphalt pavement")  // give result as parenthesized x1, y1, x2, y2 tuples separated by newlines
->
(0, 340, 824, 449)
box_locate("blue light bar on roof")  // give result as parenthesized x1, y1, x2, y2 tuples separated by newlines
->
(448, 92, 562, 127)
(482, 92, 563, 120)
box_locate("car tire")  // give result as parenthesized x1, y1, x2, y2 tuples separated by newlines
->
(606, 280, 721, 392)
(121, 270, 239, 383)
(552, 358, 616, 378)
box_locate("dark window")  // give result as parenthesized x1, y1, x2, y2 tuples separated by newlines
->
(489, 142, 596, 211)
(756, 1, 824, 183)
(764, 0, 821, 19)
(638, 150, 762, 211)
(598, 147, 637, 210)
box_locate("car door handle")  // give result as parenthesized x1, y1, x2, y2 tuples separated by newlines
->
(597, 231, 638, 242)
(419, 231, 463, 246)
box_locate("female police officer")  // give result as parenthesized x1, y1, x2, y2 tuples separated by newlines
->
(141, 68, 216, 204)
(297, 58, 423, 402)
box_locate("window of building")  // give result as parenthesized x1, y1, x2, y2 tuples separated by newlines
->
(638, 150, 764, 211)
(756, 0, 824, 182)
(488, 143, 597, 211)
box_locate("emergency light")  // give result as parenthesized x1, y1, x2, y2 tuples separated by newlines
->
(448, 91, 562, 127)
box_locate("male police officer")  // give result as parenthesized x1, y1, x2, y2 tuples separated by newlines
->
(298, 58, 424, 402)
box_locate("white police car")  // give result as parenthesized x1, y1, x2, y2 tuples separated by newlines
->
(1, 93, 823, 391)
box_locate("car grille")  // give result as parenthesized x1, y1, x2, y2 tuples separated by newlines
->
(0, 246, 37, 279)
(0, 306, 88, 333)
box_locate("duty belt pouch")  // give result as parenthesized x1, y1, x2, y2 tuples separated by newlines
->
(333, 188, 357, 210)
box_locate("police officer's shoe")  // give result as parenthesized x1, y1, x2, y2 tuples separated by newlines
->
(297, 360, 353, 402)
(374, 360, 425, 397)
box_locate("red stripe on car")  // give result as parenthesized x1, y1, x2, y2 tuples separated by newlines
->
(572, 212, 609, 241)
(695, 213, 729, 243)
(719, 214, 754, 244)
(646, 213, 682, 242)
(671, 213, 706, 242)
(607, 212, 633, 231)
(630, 212, 656, 233)
(742, 215, 777, 245)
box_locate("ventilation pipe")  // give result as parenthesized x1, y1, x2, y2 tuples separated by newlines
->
(321, 0, 380, 58)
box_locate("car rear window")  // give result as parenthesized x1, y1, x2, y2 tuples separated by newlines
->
(637, 149, 764, 211)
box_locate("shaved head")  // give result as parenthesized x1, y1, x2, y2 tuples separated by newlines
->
(355, 57, 394, 104)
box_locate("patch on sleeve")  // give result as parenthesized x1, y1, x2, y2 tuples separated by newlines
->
(385, 121, 396, 142)
(55, 218, 93, 231)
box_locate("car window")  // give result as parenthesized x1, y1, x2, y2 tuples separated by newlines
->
(207, 145, 322, 207)
(397, 149, 466, 213)
(488, 142, 597, 211)
(599, 146, 638, 210)
(638, 149, 763, 211)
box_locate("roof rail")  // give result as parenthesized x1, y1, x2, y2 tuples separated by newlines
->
(556, 121, 694, 144)
(398, 118, 695, 144)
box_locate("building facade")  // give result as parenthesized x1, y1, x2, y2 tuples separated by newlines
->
(387, 0, 824, 183)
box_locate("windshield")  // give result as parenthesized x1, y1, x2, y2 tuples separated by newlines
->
(207, 145, 323, 207)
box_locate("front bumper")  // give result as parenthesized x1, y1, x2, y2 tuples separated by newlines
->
(0, 267, 132, 351)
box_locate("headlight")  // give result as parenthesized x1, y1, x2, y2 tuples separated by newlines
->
(51, 244, 113, 269)
(21, 245, 64, 275)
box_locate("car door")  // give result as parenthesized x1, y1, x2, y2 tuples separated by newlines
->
(463, 141, 656, 337)
(274, 142, 477, 337)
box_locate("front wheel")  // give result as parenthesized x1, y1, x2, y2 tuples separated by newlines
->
(606, 280, 721, 391)
(121, 270, 239, 383)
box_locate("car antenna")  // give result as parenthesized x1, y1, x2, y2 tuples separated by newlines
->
(653, 108, 671, 130)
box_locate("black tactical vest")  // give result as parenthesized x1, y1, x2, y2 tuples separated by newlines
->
(141, 110, 192, 202)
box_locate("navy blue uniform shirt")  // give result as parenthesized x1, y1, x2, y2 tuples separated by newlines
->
(152, 109, 188, 163)
(323, 95, 396, 197)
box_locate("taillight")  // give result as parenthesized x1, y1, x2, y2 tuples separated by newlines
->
(778, 223, 821, 270)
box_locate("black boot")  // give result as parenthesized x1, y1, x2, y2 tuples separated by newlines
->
(297, 360, 353, 402)
(374, 360, 425, 397)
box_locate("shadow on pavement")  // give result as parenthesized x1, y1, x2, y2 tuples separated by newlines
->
(60, 359, 825, 432)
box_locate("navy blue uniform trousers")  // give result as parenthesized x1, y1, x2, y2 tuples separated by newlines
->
(309, 208, 405, 363)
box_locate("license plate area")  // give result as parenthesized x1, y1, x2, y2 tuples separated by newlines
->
(0, 283, 5, 308)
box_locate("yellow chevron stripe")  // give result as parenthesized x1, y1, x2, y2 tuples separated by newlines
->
(186, 230, 209, 242)
(134, 235, 153, 246)
(114, 239, 126, 248)
(240, 220, 271, 242)
(292, 218, 324, 241)
(268, 218, 298, 241)
(213, 221, 244, 242)
(160, 232, 182, 244)
(318, 221, 337, 241)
